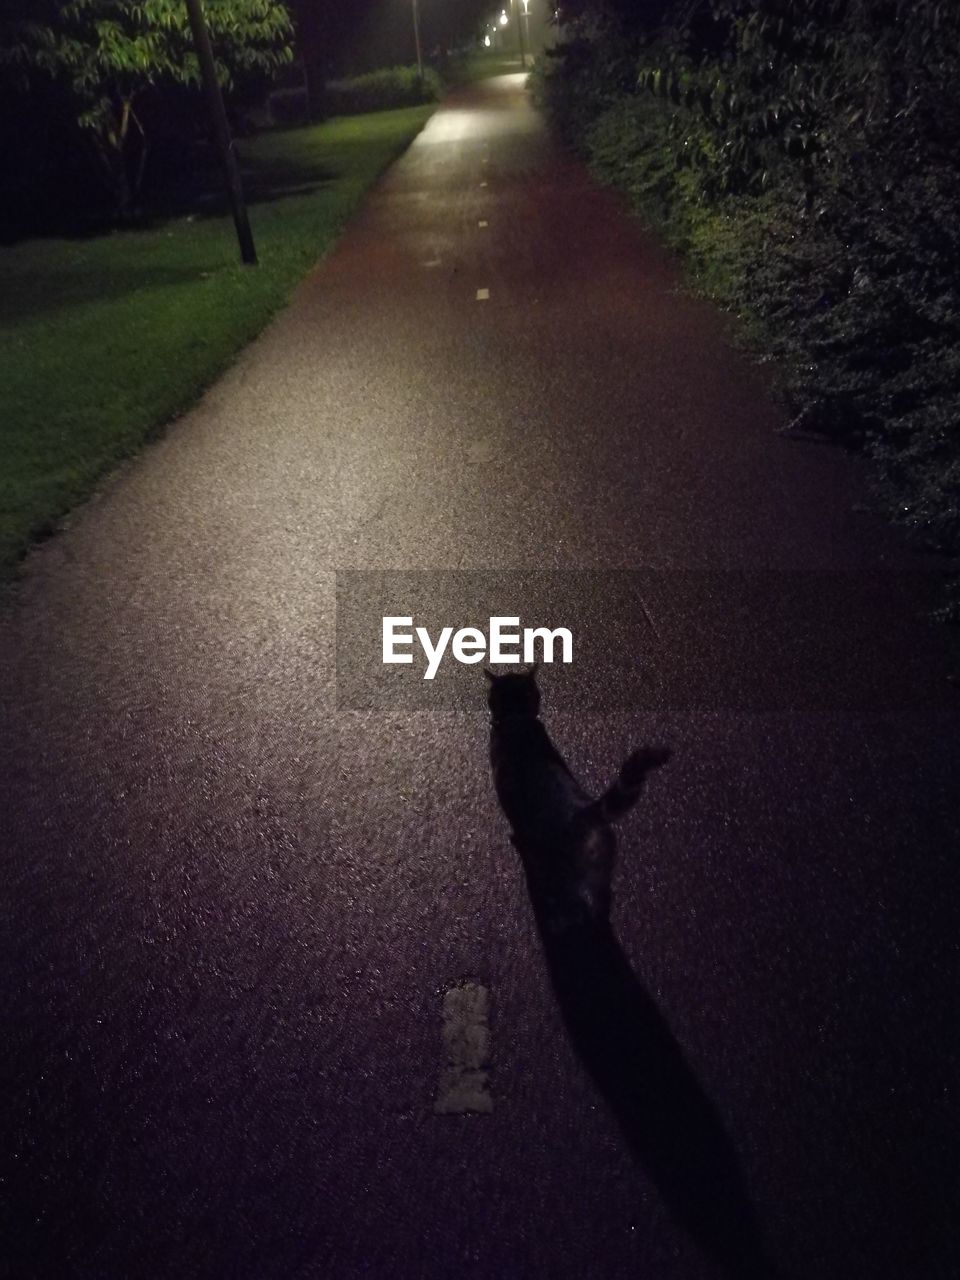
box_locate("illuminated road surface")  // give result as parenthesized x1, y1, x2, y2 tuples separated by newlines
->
(2, 74, 959, 1279)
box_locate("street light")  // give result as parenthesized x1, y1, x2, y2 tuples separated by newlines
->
(511, 0, 528, 69)
(411, 0, 424, 85)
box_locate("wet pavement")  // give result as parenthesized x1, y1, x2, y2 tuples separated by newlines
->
(2, 74, 959, 1279)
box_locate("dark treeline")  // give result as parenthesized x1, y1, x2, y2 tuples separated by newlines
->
(536, 0, 960, 609)
(0, 0, 488, 235)
(295, 0, 492, 80)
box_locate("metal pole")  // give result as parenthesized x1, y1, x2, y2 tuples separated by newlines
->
(411, 0, 424, 84)
(184, 0, 257, 266)
(514, 0, 527, 69)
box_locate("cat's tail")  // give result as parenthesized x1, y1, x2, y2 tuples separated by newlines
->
(576, 747, 672, 830)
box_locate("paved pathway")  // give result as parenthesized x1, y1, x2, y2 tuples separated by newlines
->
(2, 75, 959, 1279)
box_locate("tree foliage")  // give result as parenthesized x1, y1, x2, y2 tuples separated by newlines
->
(634, 0, 960, 199)
(535, 1, 960, 609)
(2, 0, 294, 209)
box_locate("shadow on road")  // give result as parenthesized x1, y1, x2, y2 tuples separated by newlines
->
(525, 882, 776, 1280)
(483, 670, 772, 1274)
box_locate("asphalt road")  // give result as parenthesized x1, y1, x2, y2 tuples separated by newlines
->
(2, 75, 959, 1280)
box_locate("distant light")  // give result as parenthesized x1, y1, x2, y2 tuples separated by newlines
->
(499, 10, 508, 24)
(484, 34, 491, 46)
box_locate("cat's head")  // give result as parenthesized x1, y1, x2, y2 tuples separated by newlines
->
(484, 665, 540, 719)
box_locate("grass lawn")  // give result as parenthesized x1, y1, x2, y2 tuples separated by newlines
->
(0, 104, 433, 577)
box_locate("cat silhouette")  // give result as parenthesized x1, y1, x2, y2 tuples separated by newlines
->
(486, 668, 777, 1277)
(485, 665, 670, 926)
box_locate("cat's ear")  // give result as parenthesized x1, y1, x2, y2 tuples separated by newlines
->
(483, 667, 495, 682)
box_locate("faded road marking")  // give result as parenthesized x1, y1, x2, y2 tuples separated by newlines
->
(478, 220, 488, 228)
(480, 180, 488, 187)
(434, 983, 492, 1114)
(476, 288, 490, 301)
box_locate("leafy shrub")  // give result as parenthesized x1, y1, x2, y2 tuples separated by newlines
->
(529, 17, 638, 144)
(1, 0, 293, 214)
(325, 65, 443, 116)
(537, 5, 960, 615)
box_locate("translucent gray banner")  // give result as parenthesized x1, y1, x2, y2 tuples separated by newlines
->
(334, 570, 950, 712)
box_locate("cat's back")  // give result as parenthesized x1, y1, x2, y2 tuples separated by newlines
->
(490, 717, 589, 844)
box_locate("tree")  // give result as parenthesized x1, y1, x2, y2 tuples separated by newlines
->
(2, 0, 294, 211)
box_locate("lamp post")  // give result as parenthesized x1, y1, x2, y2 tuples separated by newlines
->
(411, 0, 424, 85)
(520, 0, 532, 63)
(183, 0, 257, 265)
(512, 0, 527, 69)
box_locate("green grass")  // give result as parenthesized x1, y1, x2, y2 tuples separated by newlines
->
(0, 104, 433, 577)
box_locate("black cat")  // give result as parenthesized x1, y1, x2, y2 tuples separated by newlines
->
(485, 666, 670, 926)
(486, 668, 776, 1277)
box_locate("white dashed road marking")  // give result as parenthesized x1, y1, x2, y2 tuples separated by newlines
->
(435, 983, 492, 1114)
(476, 288, 490, 301)
(478, 220, 488, 228)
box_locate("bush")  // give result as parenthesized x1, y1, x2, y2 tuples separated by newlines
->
(537, 6, 960, 617)
(325, 65, 443, 116)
